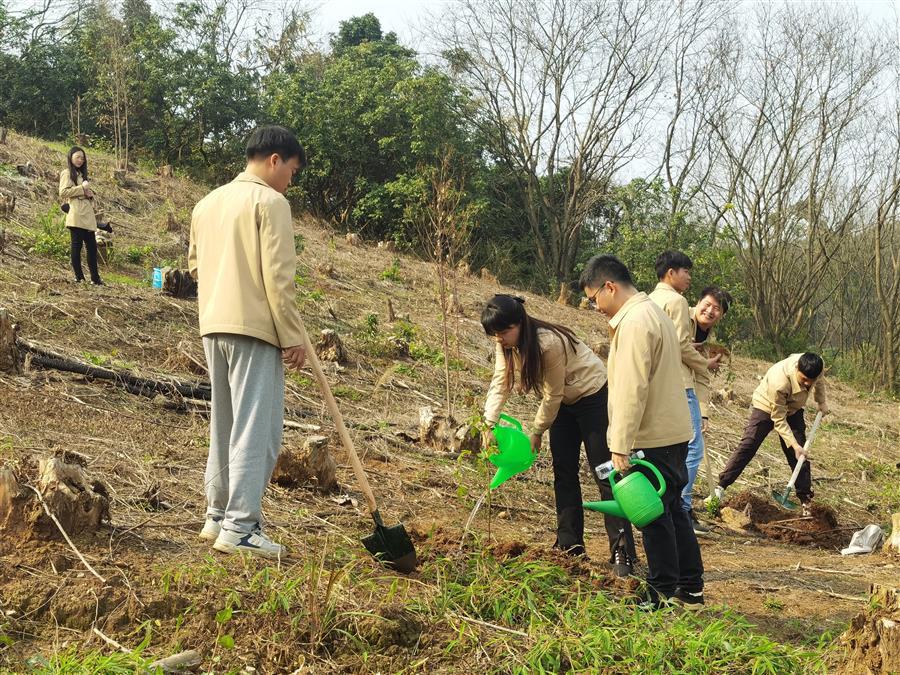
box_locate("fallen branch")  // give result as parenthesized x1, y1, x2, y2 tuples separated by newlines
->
(18, 338, 211, 400)
(23, 483, 106, 583)
(92, 626, 130, 655)
(793, 562, 868, 577)
(449, 611, 529, 638)
(147, 649, 202, 673)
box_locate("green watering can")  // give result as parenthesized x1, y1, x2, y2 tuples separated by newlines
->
(488, 414, 536, 490)
(583, 459, 666, 527)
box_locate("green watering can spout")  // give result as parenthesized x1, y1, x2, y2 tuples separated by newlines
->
(582, 459, 667, 527)
(488, 414, 536, 490)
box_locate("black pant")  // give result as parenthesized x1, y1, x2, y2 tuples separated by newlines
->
(548, 385, 637, 561)
(719, 408, 812, 502)
(70, 227, 101, 283)
(634, 442, 704, 601)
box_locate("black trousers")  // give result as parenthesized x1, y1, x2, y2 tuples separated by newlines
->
(634, 442, 704, 600)
(548, 385, 637, 561)
(719, 408, 812, 502)
(70, 227, 101, 283)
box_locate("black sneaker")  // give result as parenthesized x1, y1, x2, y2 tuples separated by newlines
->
(674, 589, 705, 608)
(612, 545, 633, 578)
(690, 509, 711, 535)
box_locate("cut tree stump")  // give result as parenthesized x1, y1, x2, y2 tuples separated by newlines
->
(112, 169, 128, 187)
(147, 649, 202, 673)
(0, 453, 110, 548)
(0, 193, 15, 218)
(159, 165, 173, 178)
(386, 298, 396, 322)
(480, 268, 498, 284)
(418, 406, 481, 455)
(0, 127, 7, 144)
(842, 584, 900, 674)
(0, 308, 19, 373)
(271, 436, 338, 491)
(448, 293, 464, 315)
(163, 210, 179, 232)
(885, 513, 900, 554)
(162, 268, 197, 299)
(345, 233, 359, 246)
(315, 329, 347, 363)
(556, 282, 572, 306)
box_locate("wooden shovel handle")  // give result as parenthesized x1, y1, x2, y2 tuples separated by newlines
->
(300, 330, 379, 516)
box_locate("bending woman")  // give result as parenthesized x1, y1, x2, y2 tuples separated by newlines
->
(59, 146, 103, 285)
(481, 294, 636, 576)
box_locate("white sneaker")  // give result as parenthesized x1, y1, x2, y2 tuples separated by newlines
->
(213, 528, 285, 560)
(198, 516, 222, 542)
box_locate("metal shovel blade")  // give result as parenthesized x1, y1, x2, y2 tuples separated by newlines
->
(772, 488, 799, 510)
(361, 512, 417, 574)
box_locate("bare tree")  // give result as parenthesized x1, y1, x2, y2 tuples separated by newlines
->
(439, 0, 678, 285)
(703, 3, 890, 354)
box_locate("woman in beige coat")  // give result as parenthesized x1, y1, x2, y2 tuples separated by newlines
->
(59, 147, 102, 285)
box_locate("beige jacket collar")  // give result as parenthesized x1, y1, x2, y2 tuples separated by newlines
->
(608, 292, 649, 333)
(233, 171, 274, 189)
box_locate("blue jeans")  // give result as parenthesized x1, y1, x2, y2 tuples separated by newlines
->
(682, 388, 704, 512)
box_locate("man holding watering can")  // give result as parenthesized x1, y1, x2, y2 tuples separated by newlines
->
(581, 254, 705, 608)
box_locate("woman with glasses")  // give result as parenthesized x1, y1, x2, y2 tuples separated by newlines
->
(480, 293, 636, 576)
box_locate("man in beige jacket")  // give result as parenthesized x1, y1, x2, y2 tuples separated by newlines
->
(712, 353, 828, 514)
(188, 126, 310, 559)
(581, 254, 704, 608)
(649, 251, 721, 532)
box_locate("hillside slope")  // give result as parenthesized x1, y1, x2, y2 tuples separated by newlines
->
(1, 132, 898, 673)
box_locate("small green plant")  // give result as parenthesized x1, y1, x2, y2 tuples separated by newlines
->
(704, 495, 721, 517)
(333, 385, 364, 401)
(294, 232, 306, 253)
(27, 205, 69, 260)
(380, 258, 402, 282)
(82, 351, 108, 366)
(124, 244, 154, 264)
(763, 596, 785, 611)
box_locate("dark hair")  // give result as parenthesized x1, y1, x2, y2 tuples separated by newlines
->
(579, 254, 634, 290)
(798, 352, 824, 379)
(699, 285, 733, 314)
(481, 294, 579, 396)
(655, 250, 693, 280)
(246, 125, 307, 167)
(67, 146, 88, 185)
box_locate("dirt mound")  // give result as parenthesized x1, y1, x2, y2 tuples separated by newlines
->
(841, 584, 900, 674)
(721, 491, 845, 548)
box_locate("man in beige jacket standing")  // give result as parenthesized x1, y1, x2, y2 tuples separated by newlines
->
(188, 126, 310, 559)
(581, 254, 704, 608)
(649, 251, 721, 534)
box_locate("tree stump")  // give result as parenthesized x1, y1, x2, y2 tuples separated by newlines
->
(95, 233, 113, 265)
(578, 296, 590, 310)
(159, 165, 173, 178)
(885, 513, 900, 554)
(345, 233, 359, 246)
(162, 268, 197, 299)
(377, 240, 396, 251)
(112, 169, 128, 187)
(271, 436, 338, 491)
(74, 133, 89, 146)
(0, 127, 7, 144)
(315, 329, 347, 363)
(0, 308, 19, 374)
(164, 210, 179, 232)
(0, 453, 110, 548)
(15, 162, 34, 177)
(386, 298, 396, 322)
(456, 260, 471, 277)
(448, 292, 464, 315)
(418, 406, 481, 455)
(557, 282, 572, 306)
(0, 193, 13, 219)
(841, 584, 900, 674)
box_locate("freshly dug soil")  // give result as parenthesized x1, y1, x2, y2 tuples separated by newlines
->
(722, 491, 846, 548)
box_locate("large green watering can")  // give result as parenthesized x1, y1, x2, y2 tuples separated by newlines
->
(488, 414, 536, 490)
(583, 459, 666, 527)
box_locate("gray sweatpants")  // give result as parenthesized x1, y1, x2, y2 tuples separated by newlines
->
(202, 333, 284, 534)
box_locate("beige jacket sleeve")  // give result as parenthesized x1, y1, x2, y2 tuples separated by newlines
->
(187, 209, 198, 279)
(608, 320, 652, 456)
(58, 171, 86, 200)
(771, 382, 799, 448)
(483, 343, 510, 426)
(666, 295, 709, 379)
(694, 366, 711, 418)
(532, 335, 566, 436)
(259, 198, 308, 348)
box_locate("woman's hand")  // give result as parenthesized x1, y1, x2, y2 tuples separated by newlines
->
(529, 433, 542, 455)
(611, 452, 631, 472)
(481, 429, 495, 452)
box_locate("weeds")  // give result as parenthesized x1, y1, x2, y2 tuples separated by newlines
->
(380, 258, 402, 282)
(27, 206, 69, 260)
